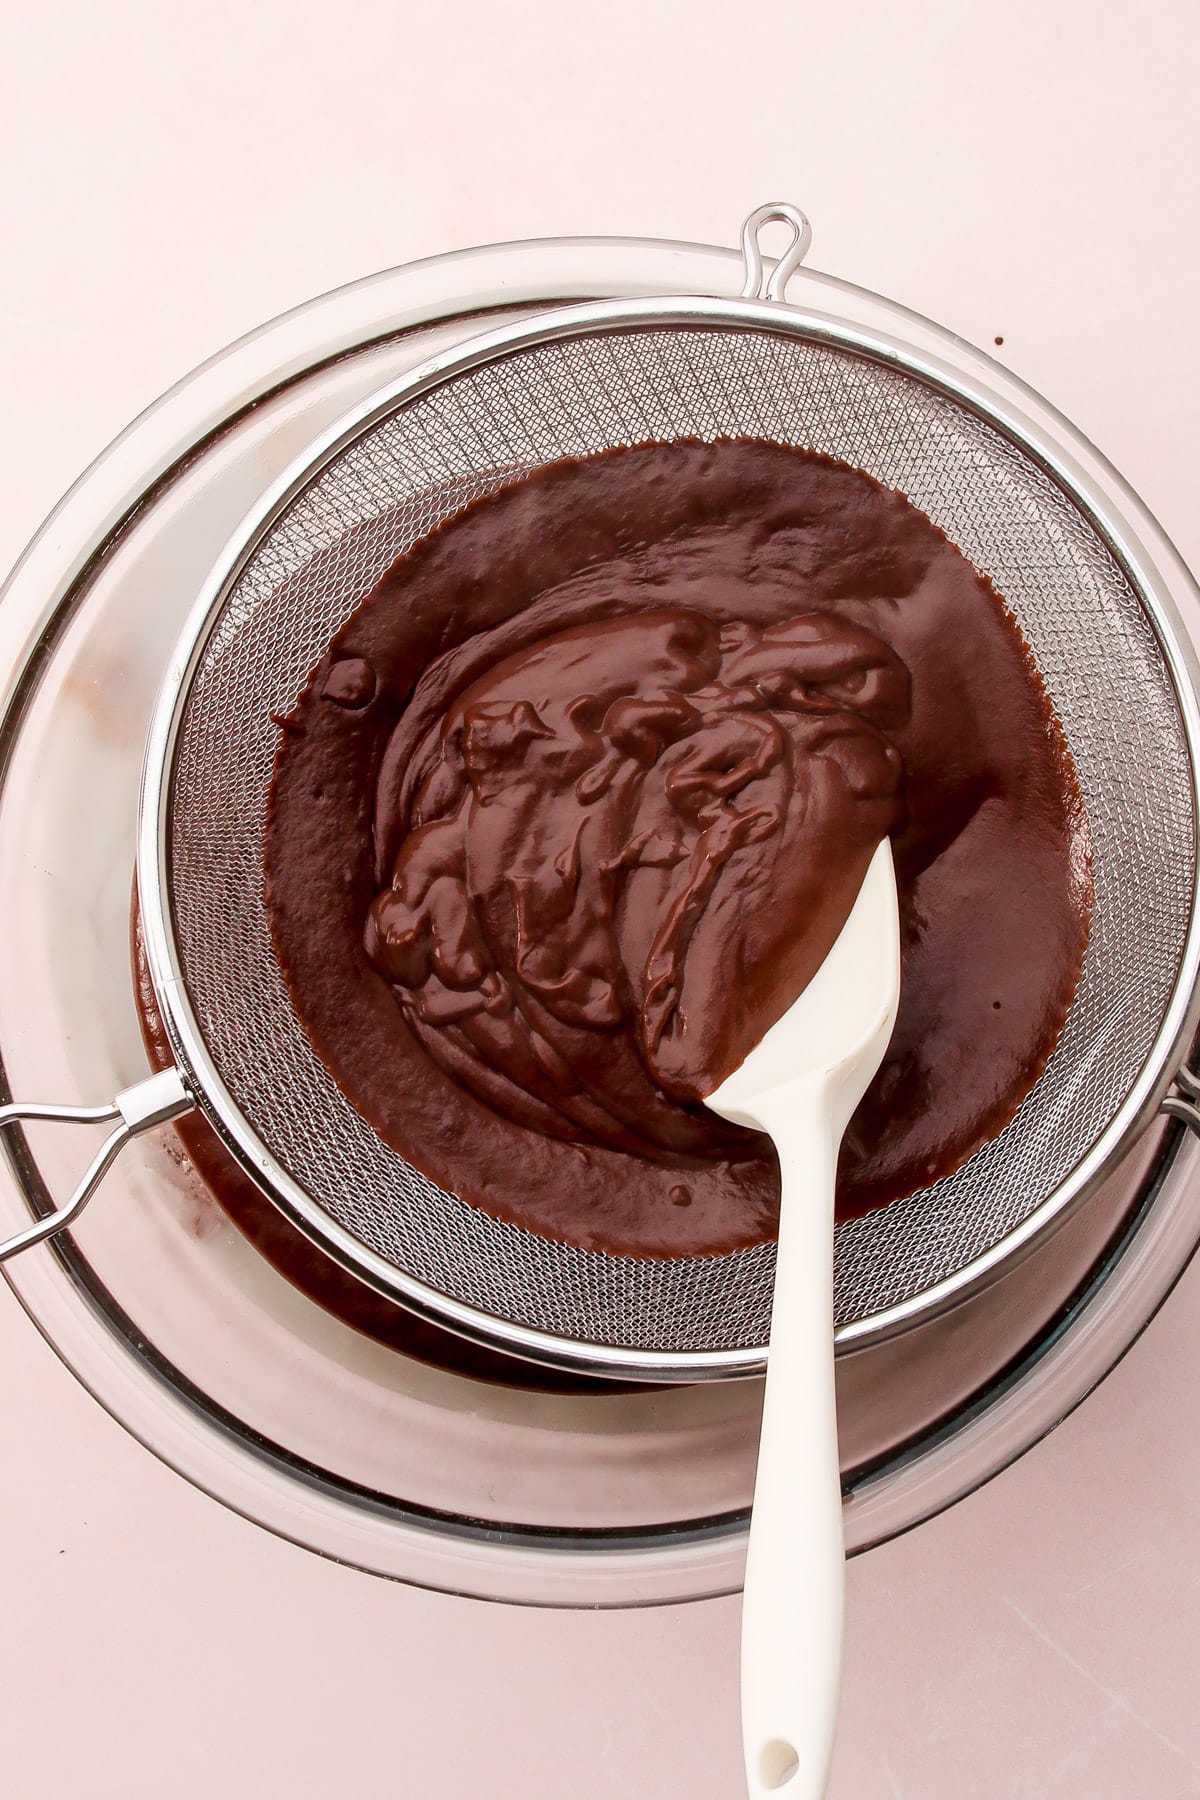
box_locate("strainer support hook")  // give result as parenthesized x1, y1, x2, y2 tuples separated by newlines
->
(739, 202, 813, 303)
(1162, 1062, 1200, 1134)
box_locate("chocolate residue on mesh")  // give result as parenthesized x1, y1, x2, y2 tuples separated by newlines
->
(263, 440, 1092, 1259)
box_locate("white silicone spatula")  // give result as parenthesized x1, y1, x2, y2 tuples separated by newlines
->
(706, 839, 901, 1799)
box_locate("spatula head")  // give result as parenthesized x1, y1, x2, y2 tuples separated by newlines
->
(705, 839, 901, 1135)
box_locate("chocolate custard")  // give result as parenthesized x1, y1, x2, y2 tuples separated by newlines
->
(260, 440, 1092, 1260)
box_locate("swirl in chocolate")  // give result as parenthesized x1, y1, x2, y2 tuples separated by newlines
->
(264, 440, 1091, 1259)
(366, 609, 909, 1151)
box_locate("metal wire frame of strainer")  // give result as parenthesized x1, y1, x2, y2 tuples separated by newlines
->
(4, 205, 1200, 1381)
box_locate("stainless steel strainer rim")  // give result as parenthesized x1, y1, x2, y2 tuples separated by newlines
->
(124, 286, 1200, 1380)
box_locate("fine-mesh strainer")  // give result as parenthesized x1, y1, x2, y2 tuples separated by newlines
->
(3, 202, 1200, 1382)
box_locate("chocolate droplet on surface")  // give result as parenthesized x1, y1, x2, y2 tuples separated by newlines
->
(322, 657, 376, 709)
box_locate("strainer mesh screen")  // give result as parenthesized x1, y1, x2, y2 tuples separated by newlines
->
(168, 324, 1195, 1351)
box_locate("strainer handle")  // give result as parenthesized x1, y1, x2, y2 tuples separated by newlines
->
(0, 1067, 192, 1263)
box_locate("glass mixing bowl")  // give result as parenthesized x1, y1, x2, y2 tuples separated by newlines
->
(2, 229, 1199, 1605)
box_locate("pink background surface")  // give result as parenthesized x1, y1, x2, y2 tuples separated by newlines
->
(2, 2, 1200, 1794)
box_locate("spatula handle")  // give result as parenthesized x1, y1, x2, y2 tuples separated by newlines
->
(741, 1092, 843, 1800)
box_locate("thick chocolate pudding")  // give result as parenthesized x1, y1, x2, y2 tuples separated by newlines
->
(262, 440, 1092, 1260)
